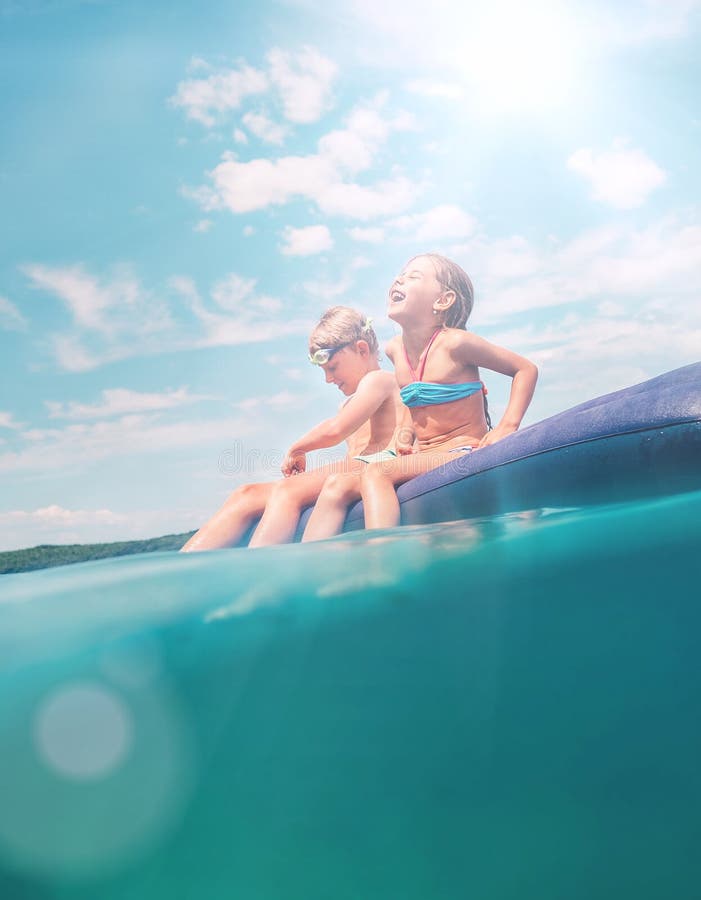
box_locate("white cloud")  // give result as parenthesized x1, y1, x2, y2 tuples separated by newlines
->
(348, 226, 385, 243)
(190, 95, 419, 220)
(242, 111, 289, 145)
(170, 276, 309, 348)
(206, 154, 336, 213)
(45, 388, 205, 421)
(567, 140, 667, 209)
(0, 412, 255, 476)
(316, 177, 417, 219)
(187, 56, 211, 74)
(281, 225, 334, 256)
(210, 273, 257, 309)
(0, 504, 128, 528)
(302, 277, 352, 301)
(299, 253, 371, 302)
(586, 0, 701, 46)
(405, 79, 464, 99)
(335, 0, 700, 59)
(23, 263, 173, 341)
(170, 47, 337, 129)
(0, 502, 208, 551)
(317, 97, 416, 173)
(389, 204, 478, 243)
(23, 264, 112, 333)
(236, 390, 306, 412)
(266, 46, 338, 123)
(194, 219, 213, 232)
(0, 505, 131, 552)
(169, 63, 268, 126)
(21, 263, 309, 371)
(0, 411, 23, 430)
(0, 295, 28, 330)
(233, 128, 248, 144)
(490, 311, 701, 421)
(51, 333, 103, 373)
(452, 215, 701, 327)
(22, 263, 176, 371)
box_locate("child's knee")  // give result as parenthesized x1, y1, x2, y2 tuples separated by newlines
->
(320, 473, 357, 503)
(359, 464, 386, 488)
(231, 482, 258, 499)
(225, 481, 267, 514)
(269, 477, 303, 506)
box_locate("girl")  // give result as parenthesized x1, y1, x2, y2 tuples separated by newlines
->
(181, 307, 409, 551)
(302, 253, 538, 539)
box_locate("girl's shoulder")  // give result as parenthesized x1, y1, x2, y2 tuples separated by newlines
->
(384, 335, 402, 359)
(441, 327, 476, 350)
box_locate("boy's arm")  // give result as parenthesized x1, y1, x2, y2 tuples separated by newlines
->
(282, 370, 395, 475)
(451, 331, 538, 447)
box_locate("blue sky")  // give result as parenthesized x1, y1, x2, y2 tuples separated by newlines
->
(1, 0, 700, 550)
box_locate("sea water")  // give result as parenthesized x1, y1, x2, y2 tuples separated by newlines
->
(0, 491, 700, 900)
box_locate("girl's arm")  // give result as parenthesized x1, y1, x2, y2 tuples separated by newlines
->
(453, 331, 538, 447)
(282, 370, 396, 475)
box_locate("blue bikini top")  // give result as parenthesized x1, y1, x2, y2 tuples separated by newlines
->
(400, 380, 484, 408)
(400, 328, 486, 409)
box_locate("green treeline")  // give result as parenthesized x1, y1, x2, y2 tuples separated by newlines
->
(0, 532, 196, 575)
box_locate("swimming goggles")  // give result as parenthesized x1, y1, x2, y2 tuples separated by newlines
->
(308, 341, 352, 366)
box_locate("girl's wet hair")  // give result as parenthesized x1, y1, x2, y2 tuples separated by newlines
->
(309, 306, 379, 356)
(420, 253, 474, 329)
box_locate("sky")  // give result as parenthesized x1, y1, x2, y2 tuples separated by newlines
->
(1, 0, 700, 551)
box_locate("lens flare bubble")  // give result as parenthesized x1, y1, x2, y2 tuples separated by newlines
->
(34, 682, 132, 781)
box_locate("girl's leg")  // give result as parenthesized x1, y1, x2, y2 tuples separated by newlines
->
(360, 451, 455, 530)
(180, 482, 274, 552)
(301, 473, 362, 542)
(360, 466, 402, 529)
(248, 468, 337, 548)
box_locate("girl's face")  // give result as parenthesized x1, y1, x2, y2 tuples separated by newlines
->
(388, 255, 443, 324)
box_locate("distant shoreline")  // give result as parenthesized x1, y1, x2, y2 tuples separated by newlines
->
(0, 532, 196, 575)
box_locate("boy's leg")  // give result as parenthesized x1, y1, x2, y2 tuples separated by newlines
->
(301, 473, 362, 542)
(180, 482, 274, 552)
(249, 460, 354, 548)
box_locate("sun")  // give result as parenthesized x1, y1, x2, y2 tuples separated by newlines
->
(452, 0, 581, 112)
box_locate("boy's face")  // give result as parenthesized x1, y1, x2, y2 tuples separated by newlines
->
(320, 343, 368, 395)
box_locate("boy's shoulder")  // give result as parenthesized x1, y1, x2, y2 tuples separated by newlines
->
(357, 368, 397, 393)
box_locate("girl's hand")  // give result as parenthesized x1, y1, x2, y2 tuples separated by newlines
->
(282, 450, 306, 476)
(477, 424, 517, 449)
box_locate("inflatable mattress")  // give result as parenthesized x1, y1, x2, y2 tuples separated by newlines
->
(299, 361, 701, 534)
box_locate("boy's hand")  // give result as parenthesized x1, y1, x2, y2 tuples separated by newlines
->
(395, 426, 416, 455)
(282, 449, 306, 476)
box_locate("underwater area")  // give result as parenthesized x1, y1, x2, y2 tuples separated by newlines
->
(0, 490, 700, 899)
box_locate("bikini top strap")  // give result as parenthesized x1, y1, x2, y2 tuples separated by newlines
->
(403, 327, 443, 382)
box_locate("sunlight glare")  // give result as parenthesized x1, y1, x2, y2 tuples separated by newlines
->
(454, 0, 581, 112)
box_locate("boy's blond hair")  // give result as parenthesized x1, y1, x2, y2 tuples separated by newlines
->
(309, 306, 379, 356)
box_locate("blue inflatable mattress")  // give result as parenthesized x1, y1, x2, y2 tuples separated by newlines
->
(299, 361, 701, 534)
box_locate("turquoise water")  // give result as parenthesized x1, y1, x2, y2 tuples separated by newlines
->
(1, 492, 700, 899)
